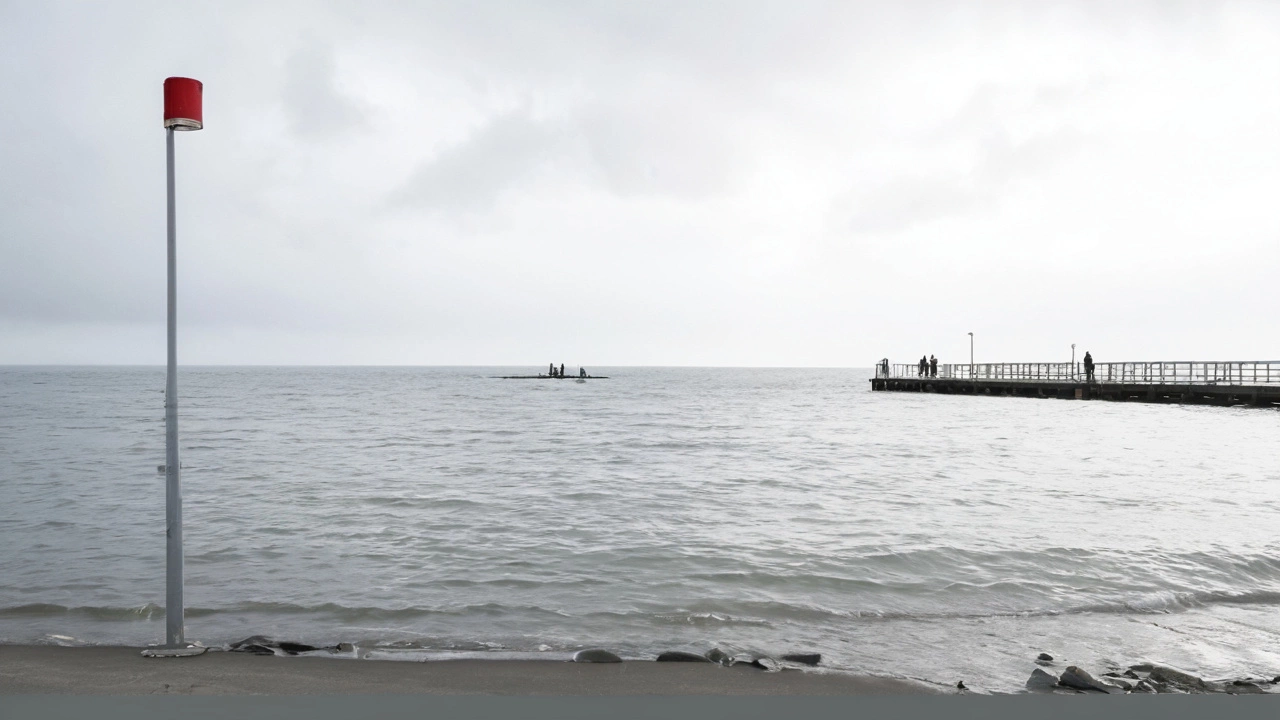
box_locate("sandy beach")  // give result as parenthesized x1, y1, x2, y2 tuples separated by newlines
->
(0, 646, 948, 695)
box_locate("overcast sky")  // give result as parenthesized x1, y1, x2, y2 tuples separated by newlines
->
(2, 1, 1277, 366)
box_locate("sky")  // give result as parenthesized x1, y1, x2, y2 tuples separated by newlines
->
(2, 1, 1277, 367)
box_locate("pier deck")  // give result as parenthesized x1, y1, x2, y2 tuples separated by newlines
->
(870, 361, 1280, 407)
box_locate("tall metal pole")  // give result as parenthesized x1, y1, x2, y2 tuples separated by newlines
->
(165, 126, 184, 648)
(968, 332, 974, 379)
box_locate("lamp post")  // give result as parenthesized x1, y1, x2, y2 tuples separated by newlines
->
(156, 77, 203, 655)
(968, 332, 974, 379)
(1071, 343, 1076, 379)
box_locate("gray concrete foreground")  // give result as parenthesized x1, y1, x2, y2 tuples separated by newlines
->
(0, 646, 948, 695)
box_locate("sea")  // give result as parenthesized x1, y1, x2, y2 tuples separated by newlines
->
(2, 366, 1278, 692)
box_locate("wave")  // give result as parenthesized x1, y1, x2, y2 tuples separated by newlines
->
(5, 588, 1280, 626)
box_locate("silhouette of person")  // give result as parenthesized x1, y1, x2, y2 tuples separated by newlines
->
(930, 355, 938, 377)
(919, 356, 927, 377)
(549, 363, 555, 377)
(580, 367, 586, 378)
(1084, 352, 1094, 383)
(560, 363, 565, 378)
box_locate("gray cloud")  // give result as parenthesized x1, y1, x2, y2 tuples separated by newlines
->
(281, 39, 367, 137)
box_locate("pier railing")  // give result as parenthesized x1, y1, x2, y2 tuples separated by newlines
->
(876, 361, 1280, 386)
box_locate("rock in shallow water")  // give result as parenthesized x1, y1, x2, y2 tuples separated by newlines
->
(705, 649, 732, 665)
(1148, 665, 1208, 692)
(1026, 668, 1058, 692)
(1130, 680, 1158, 693)
(1058, 666, 1119, 693)
(656, 651, 711, 663)
(573, 649, 622, 663)
(1037, 653, 1054, 662)
(781, 653, 821, 666)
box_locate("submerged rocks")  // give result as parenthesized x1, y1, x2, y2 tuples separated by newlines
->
(572, 649, 622, 663)
(227, 636, 330, 656)
(656, 651, 711, 663)
(705, 648, 732, 665)
(1036, 653, 1054, 662)
(781, 653, 822, 666)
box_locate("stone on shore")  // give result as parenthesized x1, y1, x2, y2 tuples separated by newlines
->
(1036, 653, 1054, 662)
(1058, 665, 1118, 693)
(656, 651, 711, 663)
(572, 649, 622, 663)
(1025, 668, 1058, 692)
(781, 653, 822, 666)
(1147, 665, 1208, 692)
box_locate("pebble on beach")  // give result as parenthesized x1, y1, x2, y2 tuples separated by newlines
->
(1036, 653, 1053, 662)
(572, 649, 622, 663)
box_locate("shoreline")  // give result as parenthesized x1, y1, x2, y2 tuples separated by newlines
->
(0, 646, 949, 695)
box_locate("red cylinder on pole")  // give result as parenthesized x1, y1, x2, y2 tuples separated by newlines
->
(164, 77, 203, 131)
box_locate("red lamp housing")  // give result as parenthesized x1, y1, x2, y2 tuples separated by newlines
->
(164, 77, 203, 131)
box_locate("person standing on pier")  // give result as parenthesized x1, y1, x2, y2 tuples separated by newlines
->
(1084, 352, 1095, 383)
(549, 363, 555, 377)
(918, 356, 926, 377)
(930, 355, 938, 377)
(560, 363, 565, 378)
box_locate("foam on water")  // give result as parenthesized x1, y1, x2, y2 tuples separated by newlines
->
(1, 366, 1279, 690)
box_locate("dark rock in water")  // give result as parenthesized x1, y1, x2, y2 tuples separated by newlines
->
(1058, 666, 1118, 693)
(705, 648, 732, 665)
(656, 651, 711, 663)
(1130, 680, 1158, 694)
(229, 636, 279, 655)
(1148, 665, 1208, 692)
(1026, 668, 1058, 692)
(1225, 681, 1265, 694)
(1122, 669, 1140, 680)
(1037, 653, 1054, 662)
(781, 653, 822, 666)
(276, 641, 320, 655)
(1128, 663, 1155, 673)
(1107, 678, 1134, 692)
(956, 681, 966, 690)
(336, 642, 355, 653)
(573, 649, 622, 663)
(227, 636, 327, 656)
(1273, 676, 1280, 684)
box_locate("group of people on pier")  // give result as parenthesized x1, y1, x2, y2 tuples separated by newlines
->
(918, 354, 938, 377)
(547, 363, 587, 378)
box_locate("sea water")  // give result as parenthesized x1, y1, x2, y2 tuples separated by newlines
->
(1, 366, 1278, 691)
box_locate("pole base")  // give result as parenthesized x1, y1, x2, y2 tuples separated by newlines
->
(141, 645, 207, 658)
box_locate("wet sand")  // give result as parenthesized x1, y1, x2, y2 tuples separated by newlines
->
(0, 646, 948, 695)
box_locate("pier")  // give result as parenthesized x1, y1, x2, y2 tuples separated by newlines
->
(870, 361, 1280, 407)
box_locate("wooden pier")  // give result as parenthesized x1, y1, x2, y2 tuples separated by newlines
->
(870, 361, 1280, 407)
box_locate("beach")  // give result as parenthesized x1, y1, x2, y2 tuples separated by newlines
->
(0, 646, 945, 695)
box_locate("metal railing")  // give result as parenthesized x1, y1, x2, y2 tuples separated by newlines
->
(875, 360, 1280, 386)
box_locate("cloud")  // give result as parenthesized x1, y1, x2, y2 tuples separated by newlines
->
(281, 39, 367, 137)
(390, 108, 563, 213)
